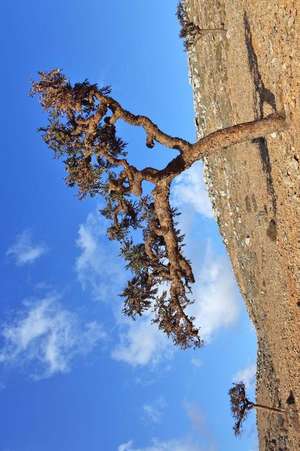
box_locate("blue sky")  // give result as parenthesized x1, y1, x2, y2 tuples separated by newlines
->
(0, 1, 257, 450)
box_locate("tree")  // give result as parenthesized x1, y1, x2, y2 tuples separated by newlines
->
(31, 69, 287, 349)
(229, 382, 286, 436)
(176, 0, 226, 50)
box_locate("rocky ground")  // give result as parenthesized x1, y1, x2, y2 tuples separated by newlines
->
(184, 0, 300, 449)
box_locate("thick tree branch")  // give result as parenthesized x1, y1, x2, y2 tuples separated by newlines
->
(156, 113, 288, 181)
(94, 91, 192, 153)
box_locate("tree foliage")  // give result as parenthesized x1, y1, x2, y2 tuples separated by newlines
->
(229, 382, 254, 436)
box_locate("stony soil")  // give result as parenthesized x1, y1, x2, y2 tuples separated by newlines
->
(185, 0, 300, 449)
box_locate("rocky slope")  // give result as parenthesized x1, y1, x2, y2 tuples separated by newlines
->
(184, 0, 300, 449)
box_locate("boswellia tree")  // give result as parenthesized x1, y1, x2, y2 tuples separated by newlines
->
(31, 69, 287, 349)
(229, 382, 286, 436)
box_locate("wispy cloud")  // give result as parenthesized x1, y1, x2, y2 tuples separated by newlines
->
(118, 443, 134, 451)
(172, 162, 213, 219)
(117, 438, 204, 451)
(111, 314, 172, 367)
(191, 357, 202, 368)
(184, 402, 217, 451)
(6, 230, 47, 266)
(0, 296, 105, 379)
(143, 397, 166, 424)
(76, 211, 172, 367)
(233, 363, 256, 390)
(75, 211, 125, 301)
(189, 246, 240, 342)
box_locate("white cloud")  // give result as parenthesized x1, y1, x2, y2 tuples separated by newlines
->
(117, 438, 204, 451)
(188, 246, 240, 342)
(112, 245, 239, 366)
(76, 211, 125, 301)
(172, 162, 213, 219)
(143, 397, 166, 424)
(172, 162, 239, 342)
(233, 363, 256, 390)
(0, 296, 105, 379)
(6, 230, 47, 266)
(111, 314, 172, 367)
